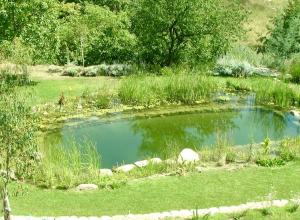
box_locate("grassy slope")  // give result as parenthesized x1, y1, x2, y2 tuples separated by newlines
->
(10, 161, 300, 216)
(242, 0, 288, 46)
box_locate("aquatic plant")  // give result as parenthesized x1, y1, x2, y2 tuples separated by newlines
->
(35, 139, 100, 189)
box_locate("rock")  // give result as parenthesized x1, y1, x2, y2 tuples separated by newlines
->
(115, 164, 136, 173)
(99, 169, 113, 177)
(195, 166, 206, 173)
(76, 184, 98, 191)
(178, 148, 200, 164)
(217, 154, 227, 167)
(290, 110, 300, 119)
(134, 160, 149, 168)
(149, 158, 162, 164)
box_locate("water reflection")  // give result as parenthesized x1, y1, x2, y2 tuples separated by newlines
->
(43, 108, 300, 168)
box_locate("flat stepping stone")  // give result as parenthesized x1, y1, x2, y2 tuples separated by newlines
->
(76, 184, 98, 191)
(115, 164, 136, 173)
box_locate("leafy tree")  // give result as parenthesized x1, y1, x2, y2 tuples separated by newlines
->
(131, 0, 246, 66)
(58, 3, 136, 65)
(0, 93, 38, 220)
(0, 0, 61, 64)
(260, 0, 300, 58)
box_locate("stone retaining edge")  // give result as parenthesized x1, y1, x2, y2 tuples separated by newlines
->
(8, 198, 300, 220)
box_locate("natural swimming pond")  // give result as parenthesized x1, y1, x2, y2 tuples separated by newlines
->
(44, 107, 300, 168)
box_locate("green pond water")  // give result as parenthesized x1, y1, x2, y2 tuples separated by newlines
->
(44, 107, 300, 168)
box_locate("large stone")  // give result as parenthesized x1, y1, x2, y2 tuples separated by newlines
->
(178, 148, 200, 164)
(290, 110, 300, 119)
(149, 158, 162, 164)
(76, 184, 98, 191)
(115, 164, 136, 173)
(99, 169, 113, 177)
(134, 160, 149, 168)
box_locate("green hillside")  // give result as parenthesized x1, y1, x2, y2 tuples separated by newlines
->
(242, 0, 288, 45)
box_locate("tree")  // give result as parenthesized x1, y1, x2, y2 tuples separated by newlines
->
(259, 0, 300, 58)
(0, 93, 38, 220)
(131, 0, 246, 66)
(0, 0, 61, 64)
(58, 3, 136, 65)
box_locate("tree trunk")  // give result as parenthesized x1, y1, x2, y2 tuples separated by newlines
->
(80, 37, 85, 67)
(3, 187, 11, 220)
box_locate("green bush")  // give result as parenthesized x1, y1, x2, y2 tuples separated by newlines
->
(0, 66, 32, 92)
(95, 94, 111, 109)
(256, 157, 286, 167)
(260, 0, 300, 58)
(214, 57, 253, 77)
(286, 54, 300, 83)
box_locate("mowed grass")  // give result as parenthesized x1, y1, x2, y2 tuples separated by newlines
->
(24, 77, 119, 105)
(9, 161, 300, 216)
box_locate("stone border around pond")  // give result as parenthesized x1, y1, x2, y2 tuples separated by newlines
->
(77, 148, 201, 191)
(8, 198, 300, 220)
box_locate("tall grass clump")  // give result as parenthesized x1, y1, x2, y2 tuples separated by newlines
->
(285, 53, 300, 83)
(253, 80, 299, 107)
(118, 73, 222, 106)
(0, 65, 32, 92)
(225, 77, 300, 108)
(34, 140, 100, 189)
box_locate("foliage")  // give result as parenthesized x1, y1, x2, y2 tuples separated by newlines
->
(0, 0, 61, 64)
(0, 66, 33, 93)
(58, 3, 136, 65)
(285, 53, 300, 83)
(35, 140, 100, 189)
(6, 161, 300, 216)
(131, 0, 246, 66)
(214, 57, 253, 77)
(118, 73, 222, 106)
(0, 93, 38, 219)
(260, 0, 300, 58)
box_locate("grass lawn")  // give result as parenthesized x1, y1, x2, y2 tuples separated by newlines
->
(24, 76, 119, 105)
(9, 161, 300, 217)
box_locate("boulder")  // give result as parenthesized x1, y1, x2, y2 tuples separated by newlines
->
(76, 184, 98, 191)
(178, 148, 200, 164)
(134, 160, 149, 168)
(290, 110, 300, 119)
(99, 169, 113, 177)
(115, 164, 136, 173)
(149, 158, 162, 164)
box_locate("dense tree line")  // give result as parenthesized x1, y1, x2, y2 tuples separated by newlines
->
(0, 0, 246, 66)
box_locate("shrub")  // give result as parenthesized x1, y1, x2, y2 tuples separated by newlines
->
(285, 54, 300, 83)
(214, 57, 253, 77)
(0, 66, 32, 91)
(95, 93, 111, 109)
(100, 64, 131, 77)
(62, 66, 82, 77)
(279, 138, 300, 161)
(256, 157, 286, 167)
(260, 0, 300, 58)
